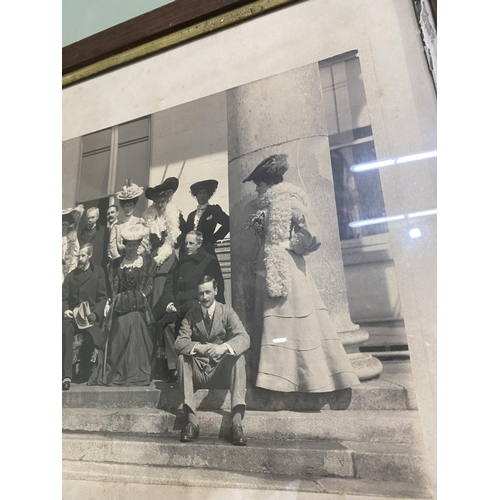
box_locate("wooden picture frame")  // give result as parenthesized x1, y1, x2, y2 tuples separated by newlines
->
(62, 0, 304, 87)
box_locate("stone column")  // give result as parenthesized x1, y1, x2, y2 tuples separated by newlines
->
(226, 63, 382, 381)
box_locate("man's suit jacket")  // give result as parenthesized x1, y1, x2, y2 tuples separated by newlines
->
(78, 224, 106, 269)
(62, 262, 108, 323)
(152, 246, 225, 321)
(186, 204, 230, 247)
(175, 302, 250, 358)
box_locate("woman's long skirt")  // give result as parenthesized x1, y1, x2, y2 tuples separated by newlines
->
(88, 311, 154, 386)
(252, 247, 360, 393)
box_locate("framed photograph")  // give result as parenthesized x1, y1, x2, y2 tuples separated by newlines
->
(62, 1, 437, 498)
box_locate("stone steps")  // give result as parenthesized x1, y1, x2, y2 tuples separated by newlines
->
(63, 460, 432, 498)
(62, 362, 429, 494)
(62, 377, 416, 411)
(62, 407, 421, 444)
(62, 432, 428, 485)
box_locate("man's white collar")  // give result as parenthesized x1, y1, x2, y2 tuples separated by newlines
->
(201, 302, 216, 318)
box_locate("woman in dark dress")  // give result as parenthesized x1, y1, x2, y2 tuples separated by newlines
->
(185, 179, 229, 256)
(88, 224, 156, 386)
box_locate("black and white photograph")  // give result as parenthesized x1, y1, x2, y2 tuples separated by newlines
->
(61, 1, 437, 498)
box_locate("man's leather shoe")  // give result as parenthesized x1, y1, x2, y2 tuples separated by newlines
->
(231, 424, 247, 446)
(62, 381, 71, 391)
(180, 422, 199, 442)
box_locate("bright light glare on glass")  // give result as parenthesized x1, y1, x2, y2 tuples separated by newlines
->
(349, 214, 405, 228)
(396, 150, 437, 164)
(409, 228, 422, 238)
(407, 209, 437, 218)
(350, 159, 395, 172)
(273, 338, 287, 344)
(349, 209, 437, 228)
(350, 150, 437, 172)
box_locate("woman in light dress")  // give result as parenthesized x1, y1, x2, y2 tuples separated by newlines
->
(62, 205, 84, 282)
(108, 179, 146, 261)
(243, 154, 360, 393)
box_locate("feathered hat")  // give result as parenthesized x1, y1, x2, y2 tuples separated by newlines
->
(242, 154, 289, 183)
(121, 223, 149, 243)
(62, 204, 84, 223)
(116, 178, 144, 201)
(145, 177, 179, 201)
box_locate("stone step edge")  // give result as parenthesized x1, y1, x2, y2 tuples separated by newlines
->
(62, 408, 422, 444)
(63, 431, 424, 455)
(62, 379, 417, 411)
(62, 460, 432, 499)
(63, 432, 428, 483)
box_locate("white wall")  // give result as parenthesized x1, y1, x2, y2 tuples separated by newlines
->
(149, 93, 229, 218)
(62, 137, 81, 208)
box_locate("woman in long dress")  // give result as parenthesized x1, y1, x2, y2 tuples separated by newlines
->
(243, 154, 360, 393)
(88, 224, 156, 386)
(62, 205, 84, 282)
(142, 177, 187, 380)
(108, 179, 146, 260)
(142, 177, 187, 306)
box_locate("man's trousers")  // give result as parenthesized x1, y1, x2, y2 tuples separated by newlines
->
(177, 353, 247, 416)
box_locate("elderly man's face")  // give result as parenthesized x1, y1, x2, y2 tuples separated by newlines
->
(107, 207, 118, 224)
(198, 281, 217, 309)
(185, 234, 201, 256)
(77, 248, 92, 269)
(86, 211, 98, 229)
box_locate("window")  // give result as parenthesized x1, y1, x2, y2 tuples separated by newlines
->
(320, 52, 387, 239)
(77, 116, 151, 223)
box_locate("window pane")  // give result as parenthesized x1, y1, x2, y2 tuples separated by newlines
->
(82, 128, 112, 154)
(79, 129, 112, 202)
(320, 53, 387, 240)
(115, 117, 151, 215)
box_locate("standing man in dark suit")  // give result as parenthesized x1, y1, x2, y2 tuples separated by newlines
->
(175, 275, 250, 445)
(62, 243, 108, 390)
(152, 231, 225, 380)
(103, 204, 119, 293)
(78, 207, 106, 269)
(185, 180, 229, 256)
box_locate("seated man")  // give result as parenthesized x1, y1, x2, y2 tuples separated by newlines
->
(175, 276, 250, 445)
(62, 243, 108, 390)
(152, 231, 225, 379)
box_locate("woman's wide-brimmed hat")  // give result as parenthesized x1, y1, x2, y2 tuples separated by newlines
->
(121, 224, 149, 243)
(242, 154, 289, 183)
(62, 204, 84, 223)
(145, 177, 179, 201)
(116, 179, 144, 201)
(190, 179, 218, 196)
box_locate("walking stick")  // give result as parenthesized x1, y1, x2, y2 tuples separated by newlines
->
(102, 299, 111, 384)
(102, 331, 109, 384)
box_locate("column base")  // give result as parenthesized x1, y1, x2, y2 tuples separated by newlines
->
(339, 328, 384, 381)
(348, 352, 384, 381)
